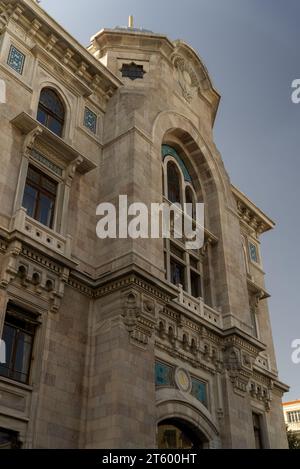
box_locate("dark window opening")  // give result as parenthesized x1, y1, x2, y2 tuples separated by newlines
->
(121, 62, 146, 80)
(253, 413, 264, 449)
(0, 428, 21, 449)
(22, 165, 57, 229)
(191, 271, 202, 298)
(170, 259, 185, 288)
(167, 163, 181, 205)
(0, 306, 37, 385)
(37, 88, 65, 137)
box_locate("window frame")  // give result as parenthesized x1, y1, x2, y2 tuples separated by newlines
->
(0, 306, 38, 385)
(252, 412, 265, 449)
(162, 150, 203, 299)
(22, 164, 58, 230)
(37, 88, 65, 138)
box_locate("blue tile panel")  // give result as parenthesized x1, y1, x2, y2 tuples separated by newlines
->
(84, 107, 97, 134)
(191, 378, 208, 408)
(249, 242, 258, 263)
(155, 362, 173, 387)
(7, 46, 25, 75)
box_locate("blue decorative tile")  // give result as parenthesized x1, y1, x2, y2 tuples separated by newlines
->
(249, 242, 258, 263)
(155, 362, 173, 387)
(7, 45, 25, 75)
(191, 378, 208, 407)
(84, 107, 97, 134)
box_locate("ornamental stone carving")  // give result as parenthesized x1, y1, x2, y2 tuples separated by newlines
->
(172, 55, 200, 103)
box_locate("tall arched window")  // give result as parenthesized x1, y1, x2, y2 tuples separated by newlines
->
(167, 162, 181, 204)
(37, 88, 65, 137)
(162, 145, 203, 299)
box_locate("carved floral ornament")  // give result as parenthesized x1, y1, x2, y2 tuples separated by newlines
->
(172, 54, 201, 103)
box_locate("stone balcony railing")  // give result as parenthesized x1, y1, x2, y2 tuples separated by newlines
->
(175, 284, 222, 328)
(10, 208, 72, 258)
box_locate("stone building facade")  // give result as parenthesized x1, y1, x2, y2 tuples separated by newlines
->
(0, 0, 288, 449)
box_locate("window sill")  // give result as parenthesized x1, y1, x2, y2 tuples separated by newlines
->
(0, 375, 33, 392)
(11, 112, 97, 174)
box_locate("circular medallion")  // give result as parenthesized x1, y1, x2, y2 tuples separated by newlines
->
(175, 368, 191, 393)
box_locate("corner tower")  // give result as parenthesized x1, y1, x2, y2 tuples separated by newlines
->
(85, 24, 288, 448)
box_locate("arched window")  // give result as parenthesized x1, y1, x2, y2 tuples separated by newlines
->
(162, 145, 203, 299)
(37, 88, 65, 137)
(167, 162, 181, 204)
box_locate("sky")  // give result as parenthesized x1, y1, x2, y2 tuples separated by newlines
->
(40, 0, 300, 400)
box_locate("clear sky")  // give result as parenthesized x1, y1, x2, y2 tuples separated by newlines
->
(40, 0, 300, 400)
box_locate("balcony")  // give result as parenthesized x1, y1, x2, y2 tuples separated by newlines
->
(175, 284, 222, 328)
(10, 208, 72, 258)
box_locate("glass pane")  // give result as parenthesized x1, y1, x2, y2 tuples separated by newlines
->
(48, 116, 63, 137)
(171, 260, 185, 287)
(167, 163, 181, 204)
(37, 108, 47, 127)
(39, 89, 64, 118)
(41, 175, 57, 195)
(38, 194, 55, 227)
(22, 185, 38, 218)
(13, 331, 32, 383)
(27, 166, 40, 184)
(0, 325, 15, 378)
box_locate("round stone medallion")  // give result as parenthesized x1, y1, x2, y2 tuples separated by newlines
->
(175, 368, 191, 393)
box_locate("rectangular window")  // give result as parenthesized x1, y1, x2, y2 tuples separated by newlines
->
(7, 45, 25, 75)
(22, 165, 57, 229)
(170, 259, 185, 288)
(252, 413, 264, 449)
(288, 411, 300, 423)
(84, 107, 97, 134)
(0, 306, 37, 384)
(190, 271, 202, 298)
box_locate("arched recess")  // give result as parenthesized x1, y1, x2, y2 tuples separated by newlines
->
(152, 110, 235, 310)
(156, 388, 220, 449)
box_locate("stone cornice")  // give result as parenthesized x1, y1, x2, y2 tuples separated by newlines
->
(0, 0, 122, 98)
(11, 112, 97, 174)
(231, 184, 275, 235)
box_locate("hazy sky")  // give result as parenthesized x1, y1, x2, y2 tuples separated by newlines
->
(40, 0, 300, 400)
